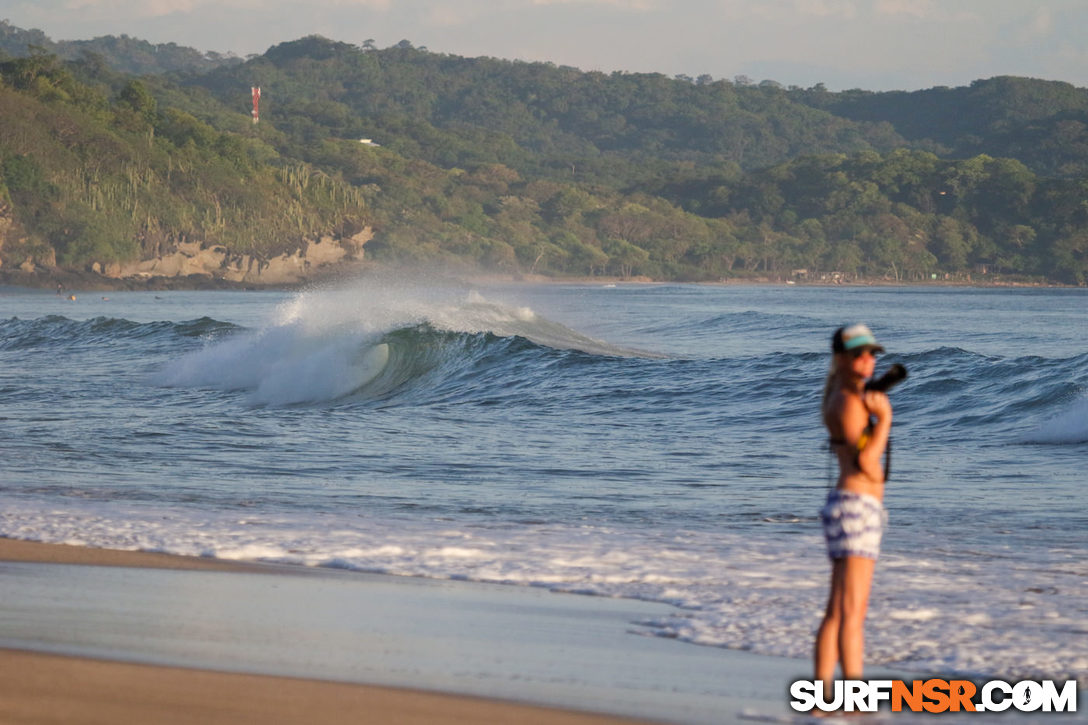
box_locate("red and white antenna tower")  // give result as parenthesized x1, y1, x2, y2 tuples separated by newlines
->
(251, 86, 261, 124)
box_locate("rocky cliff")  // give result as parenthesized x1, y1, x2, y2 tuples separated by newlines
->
(1, 223, 373, 288)
(95, 229, 372, 285)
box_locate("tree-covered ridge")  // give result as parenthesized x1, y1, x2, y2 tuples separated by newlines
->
(0, 19, 242, 76)
(4, 24, 1087, 178)
(176, 36, 1087, 283)
(0, 29, 1085, 285)
(645, 150, 1088, 282)
(0, 51, 366, 270)
(798, 76, 1088, 178)
(190, 36, 1088, 181)
(192, 36, 905, 186)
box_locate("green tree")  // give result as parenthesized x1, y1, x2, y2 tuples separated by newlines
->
(602, 238, 649, 278)
(116, 79, 156, 124)
(1048, 232, 1088, 285)
(931, 217, 970, 271)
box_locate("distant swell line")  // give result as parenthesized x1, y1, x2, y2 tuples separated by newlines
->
(0, 315, 239, 350)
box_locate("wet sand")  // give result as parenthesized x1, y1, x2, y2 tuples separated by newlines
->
(0, 648, 645, 725)
(0, 538, 810, 724)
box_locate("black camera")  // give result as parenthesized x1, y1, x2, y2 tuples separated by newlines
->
(864, 363, 908, 392)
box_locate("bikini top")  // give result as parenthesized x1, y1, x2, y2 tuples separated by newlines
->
(828, 422, 872, 451)
(828, 421, 890, 480)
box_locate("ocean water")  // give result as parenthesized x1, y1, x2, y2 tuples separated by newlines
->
(1, 277, 1085, 685)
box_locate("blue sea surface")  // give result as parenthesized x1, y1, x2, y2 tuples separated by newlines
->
(1, 278, 1085, 683)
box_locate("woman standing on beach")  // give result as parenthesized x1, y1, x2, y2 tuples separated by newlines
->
(814, 323, 892, 688)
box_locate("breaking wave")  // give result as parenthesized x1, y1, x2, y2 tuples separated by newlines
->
(154, 284, 653, 406)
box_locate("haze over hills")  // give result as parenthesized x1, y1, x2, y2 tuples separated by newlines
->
(0, 20, 243, 76)
(0, 22, 1085, 285)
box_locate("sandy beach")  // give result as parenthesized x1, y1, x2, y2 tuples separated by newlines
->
(0, 538, 820, 724)
(0, 648, 651, 725)
(0, 539, 653, 724)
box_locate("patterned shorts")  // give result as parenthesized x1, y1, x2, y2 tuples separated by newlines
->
(820, 489, 887, 560)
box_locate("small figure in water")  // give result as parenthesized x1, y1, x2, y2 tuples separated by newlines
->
(814, 324, 892, 694)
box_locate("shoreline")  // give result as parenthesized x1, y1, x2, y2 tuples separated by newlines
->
(0, 538, 652, 724)
(0, 537, 817, 724)
(0, 537, 266, 571)
(0, 265, 1073, 293)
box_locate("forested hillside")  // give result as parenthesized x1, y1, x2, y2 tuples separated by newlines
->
(0, 20, 241, 76)
(0, 50, 366, 272)
(797, 76, 1088, 178)
(193, 36, 905, 185)
(0, 27, 1085, 285)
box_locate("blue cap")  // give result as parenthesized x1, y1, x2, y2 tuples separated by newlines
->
(832, 324, 884, 354)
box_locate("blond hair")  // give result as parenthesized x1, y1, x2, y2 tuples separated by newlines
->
(821, 355, 840, 412)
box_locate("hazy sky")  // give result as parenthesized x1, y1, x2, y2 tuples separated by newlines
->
(3, 0, 1087, 91)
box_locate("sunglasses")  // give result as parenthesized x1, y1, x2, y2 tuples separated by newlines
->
(851, 348, 879, 359)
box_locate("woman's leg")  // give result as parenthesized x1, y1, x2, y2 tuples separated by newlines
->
(837, 555, 875, 680)
(814, 558, 845, 690)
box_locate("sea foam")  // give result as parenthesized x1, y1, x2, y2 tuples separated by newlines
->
(1, 498, 1084, 686)
(1021, 394, 1088, 444)
(155, 278, 645, 405)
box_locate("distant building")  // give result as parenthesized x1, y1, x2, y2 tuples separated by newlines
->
(359, 138, 380, 146)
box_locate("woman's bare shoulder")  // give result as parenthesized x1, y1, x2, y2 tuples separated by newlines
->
(825, 386, 865, 414)
(825, 387, 869, 439)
